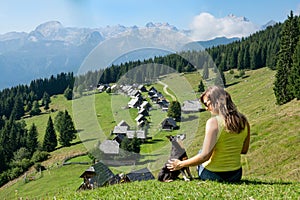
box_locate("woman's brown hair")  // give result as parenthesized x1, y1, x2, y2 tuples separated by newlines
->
(200, 86, 248, 133)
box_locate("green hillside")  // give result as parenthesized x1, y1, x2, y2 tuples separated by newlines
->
(0, 67, 299, 199)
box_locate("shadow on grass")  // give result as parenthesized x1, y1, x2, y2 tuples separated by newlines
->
(144, 139, 164, 144)
(226, 81, 240, 88)
(242, 75, 250, 79)
(189, 178, 294, 185)
(181, 115, 198, 122)
(55, 138, 98, 150)
(137, 159, 158, 165)
(239, 179, 294, 185)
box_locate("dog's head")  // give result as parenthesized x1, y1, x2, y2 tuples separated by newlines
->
(166, 134, 186, 142)
(166, 134, 187, 158)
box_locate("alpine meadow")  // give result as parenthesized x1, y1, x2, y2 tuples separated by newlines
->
(0, 11, 299, 200)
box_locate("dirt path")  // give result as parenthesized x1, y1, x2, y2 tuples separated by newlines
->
(158, 81, 177, 101)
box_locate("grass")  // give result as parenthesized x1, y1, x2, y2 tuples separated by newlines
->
(10, 164, 88, 200)
(0, 67, 299, 199)
(224, 68, 300, 180)
(57, 179, 299, 200)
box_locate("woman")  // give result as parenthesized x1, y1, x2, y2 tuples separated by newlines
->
(167, 86, 250, 182)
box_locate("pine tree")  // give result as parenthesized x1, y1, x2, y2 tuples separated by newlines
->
(44, 100, 50, 111)
(131, 137, 141, 153)
(274, 11, 299, 105)
(54, 111, 64, 132)
(30, 100, 41, 116)
(11, 96, 24, 120)
(289, 40, 300, 99)
(120, 136, 130, 151)
(4, 119, 16, 164)
(57, 110, 76, 147)
(243, 45, 250, 68)
(202, 62, 209, 79)
(167, 101, 181, 122)
(42, 116, 57, 152)
(198, 80, 205, 93)
(26, 123, 39, 155)
(237, 47, 245, 70)
(214, 68, 226, 87)
(42, 92, 51, 110)
(24, 101, 32, 113)
(64, 87, 73, 100)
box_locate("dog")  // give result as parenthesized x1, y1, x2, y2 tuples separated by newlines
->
(158, 134, 193, 182)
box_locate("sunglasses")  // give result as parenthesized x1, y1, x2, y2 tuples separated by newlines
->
(203, 101, 208, 108)
(202, 99, 210, 108)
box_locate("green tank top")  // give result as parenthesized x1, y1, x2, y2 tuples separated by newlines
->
(203, 116, 248, 172)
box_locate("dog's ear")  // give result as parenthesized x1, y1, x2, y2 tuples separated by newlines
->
(176, 134, 186, 141)
(166, 135, 172, 140)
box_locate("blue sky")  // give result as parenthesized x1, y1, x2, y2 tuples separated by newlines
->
(0, 0, 299, 39)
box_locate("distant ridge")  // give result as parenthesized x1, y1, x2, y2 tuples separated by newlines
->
(0, 19, 274, 89)
(197, 36, 240, 48)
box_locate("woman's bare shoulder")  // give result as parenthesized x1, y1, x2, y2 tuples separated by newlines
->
(206, 117, 218, 130)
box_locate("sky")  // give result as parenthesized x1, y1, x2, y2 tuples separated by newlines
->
(0, 0, 299, 40)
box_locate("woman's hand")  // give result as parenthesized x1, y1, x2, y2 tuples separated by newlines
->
(167, 159, 182, 171)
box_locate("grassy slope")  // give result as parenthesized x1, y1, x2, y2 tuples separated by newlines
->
(0, 68, 299, 199)
(225, 68, 300, 181)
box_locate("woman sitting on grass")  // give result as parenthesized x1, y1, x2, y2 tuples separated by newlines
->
(167, 86, 250, 182)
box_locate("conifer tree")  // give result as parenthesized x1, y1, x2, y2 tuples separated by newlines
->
(214, 68, 226, 87)
(120, 136, 141, 154)
(202, 62, 209, 79)
(131, 137, 141, 153)
(54, 111, 64, 132)
(167, 101, 181, 122)
(64, 87, 73, 100)
(289, 40, 300, 99)
(243, 46, 250, 68)
(26, 123, 39, 155)
(30, 100, 41, 116)
(198, 80, 205, 93)
(42, 116, 57, 152)
(273, 11, 299, 104)
(120, 136, 130, 152)
(11, 96, 24, 120)
(57, 110, 76, 147)
(42, 92, 51, 110)
(24, 101, 32, 113)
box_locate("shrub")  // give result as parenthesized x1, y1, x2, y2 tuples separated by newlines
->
(239, 70, 245, 77)
(0, 171, 9, 187)
(31, 151, 49, 163)
(8, 167, 24, 180)
(33, 163, 45, 172)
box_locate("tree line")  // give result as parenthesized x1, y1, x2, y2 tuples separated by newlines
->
(273, 11, 300, 104)
(0, 72, 74, 120)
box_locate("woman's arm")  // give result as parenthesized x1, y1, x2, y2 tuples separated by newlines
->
(241, 121, 250, 154)
(167, 117, 219, 170)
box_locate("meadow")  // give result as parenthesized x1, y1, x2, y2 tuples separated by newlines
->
(0, 67, 299, 199)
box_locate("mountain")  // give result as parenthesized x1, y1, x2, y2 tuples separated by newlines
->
(0, 21, 104, 89)
(197, 36, 240, 48)
(227, 13, 250, 22)
(0, 19, 272, 89)
(261, 20, 277, 29)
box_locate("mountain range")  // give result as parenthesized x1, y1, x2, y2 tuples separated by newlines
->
(0, 18, 276, 89)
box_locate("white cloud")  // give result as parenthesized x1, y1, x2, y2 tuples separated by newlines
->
(190, 12, 260, 41)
